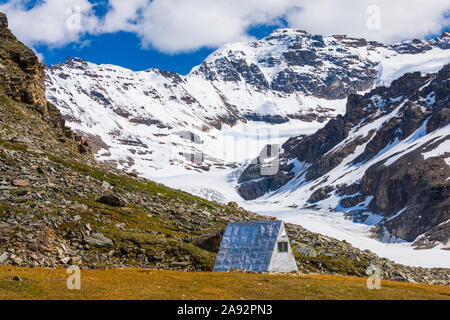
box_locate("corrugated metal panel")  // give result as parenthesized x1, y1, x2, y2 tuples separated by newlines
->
(213, 221, 282, 272)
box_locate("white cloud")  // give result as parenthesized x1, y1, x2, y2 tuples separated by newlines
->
(0, 0, 449, 53)
(285, 0, 450, 43)
(0, 0, 98, 47)
(136, 0, 297, 53)
(99, 0, 148, 33)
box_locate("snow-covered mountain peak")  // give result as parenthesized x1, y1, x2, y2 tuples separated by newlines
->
(192, 27, 382, 99)
(45, 30, 450, 179)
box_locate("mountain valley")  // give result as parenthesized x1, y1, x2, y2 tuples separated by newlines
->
(0, 10, 449, 286)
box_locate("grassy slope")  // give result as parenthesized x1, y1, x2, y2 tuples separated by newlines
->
(0, 267, 449, 300)
(0, 86, 252, 271)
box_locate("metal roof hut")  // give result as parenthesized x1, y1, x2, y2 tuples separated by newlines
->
(213, 221, 298, 272)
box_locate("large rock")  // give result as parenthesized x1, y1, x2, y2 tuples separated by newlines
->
(96, 193, 127, 207)
(193, 229, 224, 253)
(238, 145, 294, 200)
(84, 233, 114, 248)
(0, 252, 8, 264)
(295, 247, 317, 258)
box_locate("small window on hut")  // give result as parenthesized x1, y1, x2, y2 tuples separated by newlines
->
(278, 241, 288, 253)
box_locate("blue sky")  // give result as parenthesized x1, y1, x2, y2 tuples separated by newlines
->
(1, 0, 449, 75)
(33, 24, 281, 74)
(35, 33, 216, 74)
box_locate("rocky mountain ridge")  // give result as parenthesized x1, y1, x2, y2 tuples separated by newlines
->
(238, 64, 450, 249)
(44, 27, 450, 177)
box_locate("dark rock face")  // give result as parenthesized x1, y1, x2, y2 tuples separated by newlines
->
(0, 12, 90, 154)
(199, 57, 270, 91)
(0, 12, 7, 29)
(362, 150, 449, 242)
(238, 65, 450, 247)
(192, 229, 224, 253)
(358, 66, 450, 243)
(270, 65, 378, 100)
(413, 222, 450, 249)
(238, 168, 294, 200)
(243, 113, 289, 124)
(390, 40, 433, 54)
(286, 117, 348, 164)
(238, 145, 295, 200)
(283, 50, 321, 66)
(339, 195, 367, 208)
(308, 186, 334, 204)
(266, 33, 381, 100)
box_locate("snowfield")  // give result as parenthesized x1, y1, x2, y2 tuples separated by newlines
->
(376, 47, 450, 87)
(155, 109, 450, 268)
(258, 208, 450, 269)
(156, 168, 450, 269)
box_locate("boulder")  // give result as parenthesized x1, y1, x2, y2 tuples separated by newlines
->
(0, 252, 8, 264)
(295, 247, 317, 258)
(193, 229, 225, 253)
(12, 275, 22, 282)
(84, 233, 114, 248)
(228, 201, 239, 208)
(12, 179, 30, 187)
(96, 193, 127, 207)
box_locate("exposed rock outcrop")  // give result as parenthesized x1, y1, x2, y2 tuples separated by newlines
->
(238, 65, 450, 248)
(0, 12, 90, 153)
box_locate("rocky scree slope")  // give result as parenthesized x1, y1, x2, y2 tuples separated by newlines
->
(44, 29, 450, 176)
(0, 12, 449, 284)
(238, 65, 450, 250)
